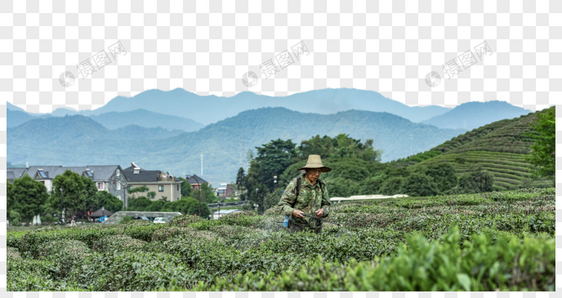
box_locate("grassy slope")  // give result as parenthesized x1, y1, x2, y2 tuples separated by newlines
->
(397, 109, 553, 190)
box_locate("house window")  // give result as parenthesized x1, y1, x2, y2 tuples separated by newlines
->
(158, 185, 164, 192)
(118, 196, 122, 201)
(117, 170, 120, 177)
(97, 183, 104, 190)
(127, 186, 132, 191)
(177, 184, 179, 191)
(38, 171, 48, 178)
(117, 183, 121, 190)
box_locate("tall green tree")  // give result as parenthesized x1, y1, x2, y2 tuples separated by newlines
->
(236, 167, 247, 195)
(298, 135, 334, 159)
(49, 170, 98, 218)
(177, 177, 192, 197)
(8, 175, 49, 224)
(255, 138, 298, 185)
(96, 191, 123, 213)
(525, 106, 555, 179)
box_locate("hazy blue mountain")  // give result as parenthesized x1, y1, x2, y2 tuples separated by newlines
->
(8, 109, 35, 128)
(421, 101, 532, 130)
(7, 102, 26, 112)
(8, 108, 466, 185)
(89, 109, 204, 132)
(114, 125, 185, 140)
(78, 88, 451, 125)
(51, 107, 79, 117)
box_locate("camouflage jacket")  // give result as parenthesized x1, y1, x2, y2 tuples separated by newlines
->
(278, 175, 331, 229)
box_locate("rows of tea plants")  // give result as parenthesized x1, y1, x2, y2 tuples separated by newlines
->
(7, 188, 555, 291)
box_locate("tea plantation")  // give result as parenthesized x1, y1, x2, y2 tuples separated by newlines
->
(7, 188, 555, 291)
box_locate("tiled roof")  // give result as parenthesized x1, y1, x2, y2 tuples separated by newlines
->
(123, 166, 182, 183)
(186, 174, 208, 184)
(24, 165, 121, 181)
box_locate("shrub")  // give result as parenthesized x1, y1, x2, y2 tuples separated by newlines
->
(75, 251, 196, 291)
(458, 170, 494, 194)
(424, 163, 458, 192)
(399, 174, 440, 197)
(379, 177, 405, 195)
(360, 175, 386, 195)
(92, 235, 146, 254)
(169, 214, 203, 227)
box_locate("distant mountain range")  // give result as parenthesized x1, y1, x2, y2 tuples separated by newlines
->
(8, 108, 466, 184)
(7, 104, 204, 133)
(421, 101, 531, 130)
(9, 88, 452, 125)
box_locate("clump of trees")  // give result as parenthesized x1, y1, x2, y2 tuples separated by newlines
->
(7, 175, 49, 226)
(236, 134, 382, 212)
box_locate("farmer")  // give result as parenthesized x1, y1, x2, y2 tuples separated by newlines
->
(278, 154, 331, 234)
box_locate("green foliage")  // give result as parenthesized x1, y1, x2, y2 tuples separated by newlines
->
(49, 170, 98, 217)
(424, 163, 458, 192)
(236, 167, 246, 194)
(7, 188, 555, 291)
(360, 175, 387, 195)
(195, 227, 554, 291)
(379, 177, 405, 195)
(191, 183, 219, 203)
(96, 191, 123, 213)
(263, 188, 283, 211)
(255, 138, 298, 183)
(9, 210, 21, 226)
(326, 177, 361, 198)
(8, 175, 49, 224)
(525, 107, 555, 179)
(456, 170, 494, 194)
(177, 177, 192, 197)
(119, 216, 134, 224)
(399, 173, 440, 197)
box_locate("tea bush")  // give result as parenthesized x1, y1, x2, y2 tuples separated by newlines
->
(7, 187, 555, 291)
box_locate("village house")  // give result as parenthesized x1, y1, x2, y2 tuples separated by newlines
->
(185, 174, 208, 190)
(123, 164, 182, 202)
(14, 165, 129, 201)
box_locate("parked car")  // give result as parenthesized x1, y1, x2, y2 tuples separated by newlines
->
(133, 216, 150, 221)
(153, 217, 167, 224)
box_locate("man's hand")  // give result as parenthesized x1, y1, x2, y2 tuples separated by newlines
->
(315, 209, 324, 218)
(292, 209, 305, 218)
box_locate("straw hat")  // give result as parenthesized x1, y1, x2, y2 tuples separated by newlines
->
(297, 155, 332, 172)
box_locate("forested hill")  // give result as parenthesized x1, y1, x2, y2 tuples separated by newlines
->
(8, 108, 466, 184)
(396, 107, 554, 190)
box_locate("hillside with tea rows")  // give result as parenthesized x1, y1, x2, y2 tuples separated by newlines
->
(397, 108, 553, 190)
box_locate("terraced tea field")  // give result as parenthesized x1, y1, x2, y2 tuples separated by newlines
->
(7, 188, 555, 291)
(411, 151, 552, 190)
